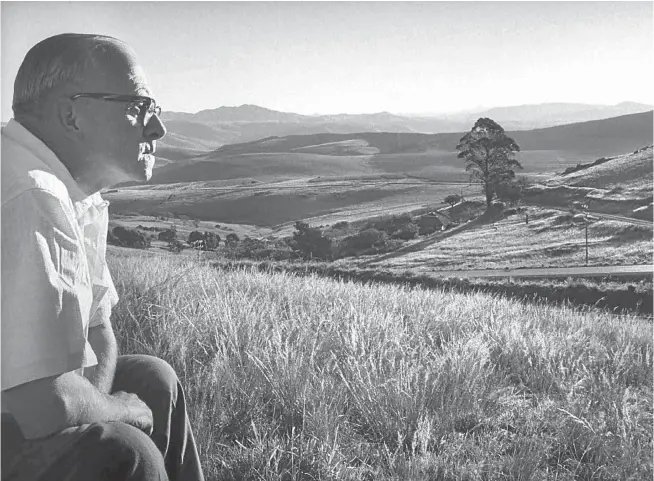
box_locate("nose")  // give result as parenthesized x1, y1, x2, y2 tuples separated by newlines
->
(143, 113, 166, 141)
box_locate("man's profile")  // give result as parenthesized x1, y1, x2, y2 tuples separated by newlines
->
(1, 33, 205, 481)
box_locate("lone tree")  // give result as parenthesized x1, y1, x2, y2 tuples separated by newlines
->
(444, 194, 462, 209)
(456, 118, 522, 209)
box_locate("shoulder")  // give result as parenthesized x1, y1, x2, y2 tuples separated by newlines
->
(1, 132, 72, 208)
(2, 187, 79, 244)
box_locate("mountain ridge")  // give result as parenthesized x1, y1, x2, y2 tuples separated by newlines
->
(158, 102, 653, 152)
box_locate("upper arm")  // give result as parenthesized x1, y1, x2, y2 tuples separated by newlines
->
(1, 190, 97, 392)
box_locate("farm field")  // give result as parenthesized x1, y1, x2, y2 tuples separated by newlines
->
(106, 177, 473, 229)
(108, 251, 653, 481)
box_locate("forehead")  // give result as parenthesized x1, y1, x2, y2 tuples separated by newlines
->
(86, 45, 153, 98)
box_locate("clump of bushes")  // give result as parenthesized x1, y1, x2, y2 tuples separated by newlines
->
(390, 222, 419, 240)
(229, 237, 294, 261)
(188, 231, 221, 251)
(107, 226, 151, 249)
(336, 228, 400, 258)
(365, 213, 413, 235)
(289, 221, 334, 261)
(158, 228, 177, 242)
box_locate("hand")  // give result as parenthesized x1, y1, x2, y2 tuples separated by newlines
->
(112, 391, 154, 436)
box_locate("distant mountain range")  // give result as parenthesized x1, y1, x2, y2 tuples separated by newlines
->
(157, 101, 653, 155)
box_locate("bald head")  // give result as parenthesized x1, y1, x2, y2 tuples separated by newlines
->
(12, 33, 143, 117)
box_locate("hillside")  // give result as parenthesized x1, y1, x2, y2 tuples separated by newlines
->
(151, 111, 653, 185)
(546, 146, 653, 191)
(108, 252, 652, 480)
(157, 102, 653, 155)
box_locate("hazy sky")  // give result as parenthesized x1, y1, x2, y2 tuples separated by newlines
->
(2, 1, 652, 120)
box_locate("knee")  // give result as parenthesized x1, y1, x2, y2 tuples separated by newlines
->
(135, 355, 180, 401)
(89, 422, 166, 479)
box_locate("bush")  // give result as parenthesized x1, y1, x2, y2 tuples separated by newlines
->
(158, 229, 177, 242)
(367, 213, 413, 235)
(444, 194, 462, 208)
(188, 231, 220, 250)
(337, 228, 389, 258)
(290, 221, 333, 261)
(188, 230, 204, 244)
(168, 239, 185, 253)
(225, 233, 240, 248)
(332, 221, 349, 229)
(109, 226, 151, 249)
(390, 222, 419, 240)
(228, 237, 295, 261)
(203, 232, 220, 250)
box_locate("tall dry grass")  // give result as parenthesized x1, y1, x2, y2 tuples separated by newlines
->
(108, 251, 652, 480)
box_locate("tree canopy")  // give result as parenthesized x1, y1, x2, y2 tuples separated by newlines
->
(456, 118, 522, 208)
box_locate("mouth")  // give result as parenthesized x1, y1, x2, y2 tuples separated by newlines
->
(139, 144, 156, 170)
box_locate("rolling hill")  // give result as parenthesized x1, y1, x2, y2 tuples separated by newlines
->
(150, 111, 653, 185)
(156, 102, 653, 155)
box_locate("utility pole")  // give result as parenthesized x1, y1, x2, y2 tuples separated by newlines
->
(581, 204, 588, 267)
(584, 216, 588, 267)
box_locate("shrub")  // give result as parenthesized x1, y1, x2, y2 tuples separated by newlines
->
(187, 231, 220, 250)
(168, 239, 185, 253)
(109, 226, 151, 249)
(444, 194, 462, 208)
(158, 229, 177, 242)
(367, 213, 413, 235)
(228, 237, 295, 261)
(337, 228, 389, 257)
(188, 230, 204, 244)
(391, 222, 419, 240)
(333, 221, 349, 229)
(225, 233, 240, 248)
(290, 221, 333, 261)
(203, 232, 220, 250)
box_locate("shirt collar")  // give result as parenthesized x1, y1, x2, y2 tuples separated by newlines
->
(3, 119, 108, 218)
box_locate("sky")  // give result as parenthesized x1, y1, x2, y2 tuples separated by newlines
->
(1, 1, 653, 121)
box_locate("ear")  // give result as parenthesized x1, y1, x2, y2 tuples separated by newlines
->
(54, 97, 81, 132)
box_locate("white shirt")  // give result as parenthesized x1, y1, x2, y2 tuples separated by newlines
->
(1, 119, 119, 392)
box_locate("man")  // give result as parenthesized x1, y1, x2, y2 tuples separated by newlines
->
(1, 33, 205, 481)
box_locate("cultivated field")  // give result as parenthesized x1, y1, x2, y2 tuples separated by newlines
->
(108, 251, 653, 481)
(106, 177, 473, 229)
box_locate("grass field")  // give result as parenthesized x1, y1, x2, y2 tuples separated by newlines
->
(374, 207, 653, 272)
(106, 178, 472, 228)
(108, 251, 653, 481)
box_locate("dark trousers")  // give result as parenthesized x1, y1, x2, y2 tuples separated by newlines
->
(2, 355, 205, 481)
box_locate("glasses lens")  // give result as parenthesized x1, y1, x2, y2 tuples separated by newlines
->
(143, 102, 161, 126)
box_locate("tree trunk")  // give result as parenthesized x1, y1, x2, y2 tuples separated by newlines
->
(485, 183, 493, 208)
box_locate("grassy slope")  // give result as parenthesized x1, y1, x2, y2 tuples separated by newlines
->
(108, 252, 652, 481)
(377, 207, 653, 271)
(546, 146, 653, 191)
(106, 179, 467, 228)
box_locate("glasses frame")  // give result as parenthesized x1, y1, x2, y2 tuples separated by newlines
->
(69, 93, 162, 125)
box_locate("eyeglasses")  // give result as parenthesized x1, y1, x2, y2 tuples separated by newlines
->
(70, 93, 162, 126)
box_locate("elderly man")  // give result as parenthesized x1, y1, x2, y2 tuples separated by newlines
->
(1, 34, 205, 481)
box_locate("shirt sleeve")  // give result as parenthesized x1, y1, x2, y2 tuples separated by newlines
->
(1, 189, 97, 391)
(89, 263, 119, 328)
